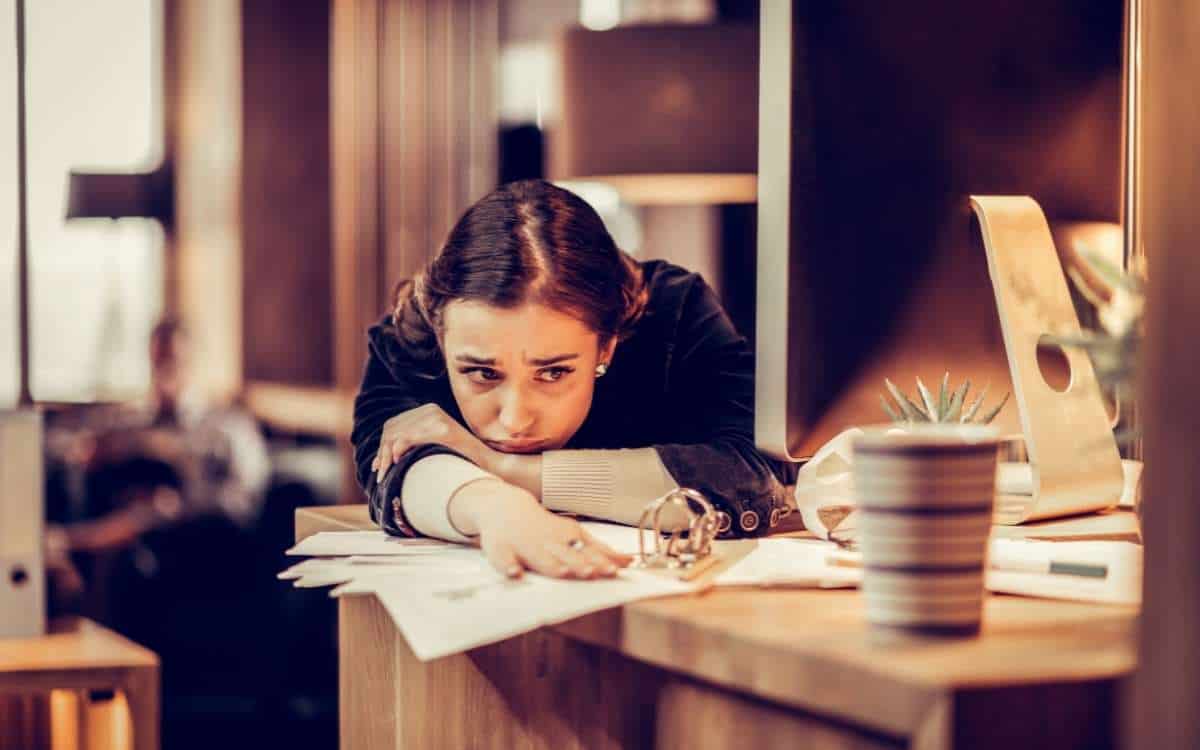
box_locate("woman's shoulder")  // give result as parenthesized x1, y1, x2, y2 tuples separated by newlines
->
(636, 259, 709, 317)
(366, 313, 443, 383)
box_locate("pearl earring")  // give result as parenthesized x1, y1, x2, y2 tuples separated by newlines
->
(595, 363, 608, 377)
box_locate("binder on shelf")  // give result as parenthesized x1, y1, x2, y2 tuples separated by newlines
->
(1, 410, 46, 638)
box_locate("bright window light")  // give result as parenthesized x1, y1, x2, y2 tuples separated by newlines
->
(0, 0, 164, 405)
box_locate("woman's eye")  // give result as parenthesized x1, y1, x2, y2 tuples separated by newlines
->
(536, 367, 573, 383)
(460, 367, 501, 384)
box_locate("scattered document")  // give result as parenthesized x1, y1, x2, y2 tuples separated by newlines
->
(282, 522, 1140, 661)
(282, 522, 858, 660)
(825, 538, 1141, 606)
(374, 567, 695, 661)
(288, 530, 451, 557)
(716, 539, 859, 589)
(986, 538, 1141, 605)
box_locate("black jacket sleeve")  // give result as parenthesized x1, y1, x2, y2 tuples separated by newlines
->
(349, 318, 459, 536)
(653, 275, 798, 537)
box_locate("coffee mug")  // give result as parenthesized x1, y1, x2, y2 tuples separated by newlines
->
(853, 424, 1001, 638)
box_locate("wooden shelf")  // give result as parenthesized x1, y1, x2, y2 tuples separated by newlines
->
(244, 382, 355, 437)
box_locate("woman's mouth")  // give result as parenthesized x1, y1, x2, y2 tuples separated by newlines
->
(487, 439, 547, 454)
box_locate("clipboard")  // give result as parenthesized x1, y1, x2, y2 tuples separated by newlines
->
(632, 487, 757, 585)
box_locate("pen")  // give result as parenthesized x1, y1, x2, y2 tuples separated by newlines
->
(825, 550, 1109, 579)
(987, 550, 1108, 579)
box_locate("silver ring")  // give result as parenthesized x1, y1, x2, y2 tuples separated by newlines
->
(567, 538, 586, 551)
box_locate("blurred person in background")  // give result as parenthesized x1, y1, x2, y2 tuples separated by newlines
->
(43, 316, 270, 617)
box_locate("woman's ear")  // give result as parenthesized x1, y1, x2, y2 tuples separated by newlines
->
(599, 336, 617, 366)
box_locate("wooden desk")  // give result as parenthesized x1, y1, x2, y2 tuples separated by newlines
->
(0, 618, 159, 750)
(298, 505, 1137, 749)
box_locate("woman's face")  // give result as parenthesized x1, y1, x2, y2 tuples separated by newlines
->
(441, 300, 615, 453)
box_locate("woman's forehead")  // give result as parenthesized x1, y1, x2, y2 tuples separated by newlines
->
(442, 300, 597, 358)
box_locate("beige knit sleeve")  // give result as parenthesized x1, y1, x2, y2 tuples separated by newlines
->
(541, 447, 685, 528)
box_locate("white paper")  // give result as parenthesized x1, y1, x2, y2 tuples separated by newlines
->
(824, 539, 1142, 606)
(288, 530, 453, 557)
(578, 521, 644, 555)
(278, 558, 334, 580)
(370, 564, 694, 661)
(715, 539, 860, 588)
(985, 539, 1142, 605)
(283, 525, 1140, 662)
(1119, 459, 1142, 509)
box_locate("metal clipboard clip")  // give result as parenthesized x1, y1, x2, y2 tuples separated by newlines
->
(632, 487, 721, 581)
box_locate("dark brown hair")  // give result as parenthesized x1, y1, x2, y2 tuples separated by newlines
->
(390, 180, 648, 373)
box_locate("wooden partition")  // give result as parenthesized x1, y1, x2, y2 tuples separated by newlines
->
(1130, 0, 1200, 746)
(330, 0, 498, 496)
(165, 0, 497, 495)
(241, 0, 334, 387)
(332, 0, 498, 395)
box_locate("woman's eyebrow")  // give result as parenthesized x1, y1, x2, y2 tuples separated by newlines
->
(454, 354, 497, 365)
(526, 353, 580, 366)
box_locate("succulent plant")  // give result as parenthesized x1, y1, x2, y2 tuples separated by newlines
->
(1049, 247, 1146, 447)
(879, 372, 1010, 425)
(1051, 249, 1145, 398)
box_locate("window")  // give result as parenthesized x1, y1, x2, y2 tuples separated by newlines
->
(0, 0, 163, 404)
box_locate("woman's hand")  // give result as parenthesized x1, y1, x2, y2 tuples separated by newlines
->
(450, 478, 631, 579)
(372, 404, 497, 483)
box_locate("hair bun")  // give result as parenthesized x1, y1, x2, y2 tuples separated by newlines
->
(613, 251, 649, 341)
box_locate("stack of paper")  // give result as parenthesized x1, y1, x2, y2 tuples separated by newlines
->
(825, 538, 1142, 606)
(282, 523, 1139, 661)
(282, 522, 854, 660)
(985, 538, 1142, 605)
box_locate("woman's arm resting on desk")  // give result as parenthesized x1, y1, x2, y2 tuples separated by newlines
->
(485, 448, 678, 525)
(370, 402, 684, 526)
(402, 453, 630, 578)
(488, 276, 795, 537)
(652, 275, 795, 536)
(351, 321, 467, 535)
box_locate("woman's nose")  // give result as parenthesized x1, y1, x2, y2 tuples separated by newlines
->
(497, 386, 536, 436)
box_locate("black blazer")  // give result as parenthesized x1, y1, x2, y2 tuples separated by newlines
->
(350, 260, 797, 538)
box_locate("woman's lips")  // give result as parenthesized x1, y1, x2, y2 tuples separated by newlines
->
(487, 439, 546, 453)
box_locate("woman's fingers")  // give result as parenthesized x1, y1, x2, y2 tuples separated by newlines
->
(375, 435, 413, 482)
(376, 419, 438, 481)
(545, 542, 602, 579)
(581, 531, 633, 567)
(484, 543, 523, 579)
(375, 443, 395, 482)
(580, 545, 621, 576)
(374, 447, 387, 482)
(517, 547, 571, 579)
(390, 438, 410, 463)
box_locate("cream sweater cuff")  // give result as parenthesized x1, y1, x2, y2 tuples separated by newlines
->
(541, 447, 680, 526)
(401, 454, 495, 542)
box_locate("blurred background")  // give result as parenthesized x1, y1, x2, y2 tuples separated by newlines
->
(0, 0, 1125, 747)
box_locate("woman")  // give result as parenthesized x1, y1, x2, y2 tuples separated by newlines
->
(352, 180, 795, 580)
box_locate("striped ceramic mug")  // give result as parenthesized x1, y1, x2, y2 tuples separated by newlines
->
(853, 424, 1001, 638)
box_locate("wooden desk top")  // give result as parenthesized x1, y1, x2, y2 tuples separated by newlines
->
(296, 504, 1138, 738)
(0, 618, 158, 690)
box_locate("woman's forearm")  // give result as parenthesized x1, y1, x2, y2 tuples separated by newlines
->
(447, 476, 537, 535)
(487, 453, 543, 499)
(463, 447, 684, 528)
(539, 448, 681, 527)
